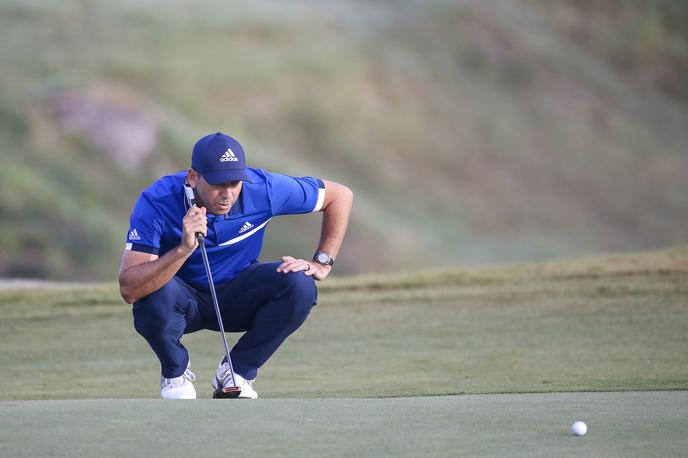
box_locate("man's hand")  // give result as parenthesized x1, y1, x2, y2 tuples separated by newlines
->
(277, 255, 332, 281)
(181, 205, 207, 252)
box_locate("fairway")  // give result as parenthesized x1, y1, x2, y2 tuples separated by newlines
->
(1, 392, 687, 457)
(1, 248, 687, 456)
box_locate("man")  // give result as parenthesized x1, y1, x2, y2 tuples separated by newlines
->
(118, 132, 353, 399)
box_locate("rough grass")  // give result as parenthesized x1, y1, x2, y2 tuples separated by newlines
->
(0, 247, 686, 400)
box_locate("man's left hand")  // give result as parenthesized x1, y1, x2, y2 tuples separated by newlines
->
(276, 256, 331, 281)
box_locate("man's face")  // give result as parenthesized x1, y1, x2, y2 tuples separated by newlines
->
(187, 168, 242, 215)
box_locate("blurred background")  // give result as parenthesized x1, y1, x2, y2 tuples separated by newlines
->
(0, 0, 686, 281)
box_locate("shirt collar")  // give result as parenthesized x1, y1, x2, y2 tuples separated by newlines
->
(232, 189, 244, 214)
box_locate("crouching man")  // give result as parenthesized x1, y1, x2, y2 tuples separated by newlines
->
(118, 132, 353, 399)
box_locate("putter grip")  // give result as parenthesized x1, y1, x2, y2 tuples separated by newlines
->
(184, 183, 205, 243)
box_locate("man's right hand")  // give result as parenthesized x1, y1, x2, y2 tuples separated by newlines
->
(181, 205, 207, 252)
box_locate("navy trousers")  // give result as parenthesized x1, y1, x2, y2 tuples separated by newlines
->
(132, 261, 317, 379)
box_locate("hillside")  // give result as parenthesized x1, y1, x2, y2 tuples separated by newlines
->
(0, 0, 686, 280)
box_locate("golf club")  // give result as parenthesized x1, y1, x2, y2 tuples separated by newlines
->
(184, 180, 242, 398)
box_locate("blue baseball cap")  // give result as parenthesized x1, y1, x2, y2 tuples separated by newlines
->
(191, 132, 251, 184)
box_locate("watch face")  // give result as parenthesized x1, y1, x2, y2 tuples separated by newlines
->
(316, 252, 330, 263)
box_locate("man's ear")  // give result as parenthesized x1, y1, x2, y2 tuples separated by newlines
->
(187, 168, 199, 188)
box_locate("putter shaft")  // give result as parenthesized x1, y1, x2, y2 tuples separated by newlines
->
(198, 234, 238, 388)
(184, 181, 238, 388)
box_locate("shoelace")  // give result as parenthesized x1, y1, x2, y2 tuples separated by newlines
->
(162, 368, 196, 388)
(217, 369, 254, 388)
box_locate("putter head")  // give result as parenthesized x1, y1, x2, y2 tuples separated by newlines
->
(212, 386, 242, 399)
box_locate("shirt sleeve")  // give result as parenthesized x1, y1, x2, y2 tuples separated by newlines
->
(265, 172, 326, 216)
(124, 193, 163, 255)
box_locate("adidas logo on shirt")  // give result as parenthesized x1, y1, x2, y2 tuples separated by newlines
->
(128, 228, 141, 241)
(219, 148, 239, 162)
(239, 221, 254, 233)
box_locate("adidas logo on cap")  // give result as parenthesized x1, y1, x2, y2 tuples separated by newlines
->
(128, 228, 141, 241)
(220, 148, 238, 162)
(239, 221, 254, 234)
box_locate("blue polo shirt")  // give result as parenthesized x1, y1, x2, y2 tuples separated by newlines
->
(125, 168, 326, 288)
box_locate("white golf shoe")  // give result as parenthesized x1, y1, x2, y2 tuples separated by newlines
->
(212, 357, 258, 399)
(160, 362, 197, 399)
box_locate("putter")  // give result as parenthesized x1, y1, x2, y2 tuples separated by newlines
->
(184, 181, 242, 399)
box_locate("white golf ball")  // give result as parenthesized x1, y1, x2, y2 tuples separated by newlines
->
(571, 421, 587, 436)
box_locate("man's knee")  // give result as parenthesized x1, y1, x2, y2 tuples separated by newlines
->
(278, 272, 317, 320)
(133, 281, 183, 339)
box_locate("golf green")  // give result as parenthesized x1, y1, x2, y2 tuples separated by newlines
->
(1, 391, 686, 457)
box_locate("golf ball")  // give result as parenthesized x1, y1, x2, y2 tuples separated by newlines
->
(571, 421, 587, 436)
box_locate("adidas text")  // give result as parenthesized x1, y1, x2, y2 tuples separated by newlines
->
(220, 149, 238, 162)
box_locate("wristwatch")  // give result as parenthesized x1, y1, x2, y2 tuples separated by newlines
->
(313, 251, 334, 267)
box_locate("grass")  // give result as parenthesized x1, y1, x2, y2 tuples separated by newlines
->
(1, 247, 687, 456)
(1, 246, 686, 400)
(1, 392, 687, 457)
